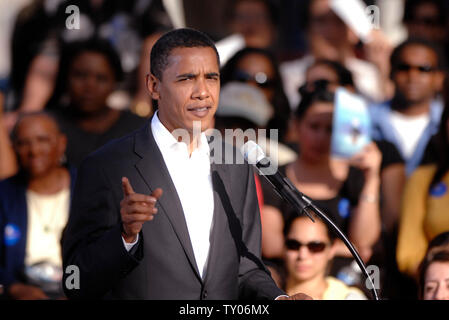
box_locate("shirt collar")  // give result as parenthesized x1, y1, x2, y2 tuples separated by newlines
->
(151, 111, 210, 157)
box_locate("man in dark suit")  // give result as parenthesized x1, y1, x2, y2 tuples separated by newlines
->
(62, 28, 308, 300)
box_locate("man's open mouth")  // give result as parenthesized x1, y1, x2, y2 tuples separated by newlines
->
(187, 106, 211, 112)
(187, 106, 212, 118)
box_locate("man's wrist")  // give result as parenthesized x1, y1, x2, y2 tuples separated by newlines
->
(121, 231, 137, 243)
(122, 233, 139, 252)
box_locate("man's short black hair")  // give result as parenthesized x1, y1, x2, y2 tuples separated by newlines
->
(150, 28, 220, 80)
(390, 38, 447, 76)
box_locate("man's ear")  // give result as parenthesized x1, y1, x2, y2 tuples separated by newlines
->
(146, 74, 160, 100)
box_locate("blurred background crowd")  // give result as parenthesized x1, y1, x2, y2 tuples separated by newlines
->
(1, 0, 449, 300)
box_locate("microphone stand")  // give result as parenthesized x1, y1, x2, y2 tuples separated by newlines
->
(293, 191, 380, 301)
(257, 162, 380, 301)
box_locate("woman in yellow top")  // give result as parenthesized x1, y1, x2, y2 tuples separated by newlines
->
(284, 214, 366, 300)
(397, 103, 449, 277)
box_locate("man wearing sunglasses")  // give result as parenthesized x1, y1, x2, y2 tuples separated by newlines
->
(369, 38, 445, 176)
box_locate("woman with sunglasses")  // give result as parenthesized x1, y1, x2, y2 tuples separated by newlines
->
(284, 214, 366, 300)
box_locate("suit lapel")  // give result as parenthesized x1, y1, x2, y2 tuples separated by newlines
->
(133, 122, 201, 281)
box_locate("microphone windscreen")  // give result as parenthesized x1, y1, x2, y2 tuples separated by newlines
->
(241, 141, 265, 164)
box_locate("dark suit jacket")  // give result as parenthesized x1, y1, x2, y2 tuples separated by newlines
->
(62, 120, 284, 300)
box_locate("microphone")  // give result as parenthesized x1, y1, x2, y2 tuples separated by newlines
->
(240, 141, 315, 222)
(241, 140, 380, 300)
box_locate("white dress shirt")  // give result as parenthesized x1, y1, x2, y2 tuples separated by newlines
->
(123, 113, 215, 279)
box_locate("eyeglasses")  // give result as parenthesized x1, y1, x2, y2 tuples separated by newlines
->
(233, 70, 276, 89)
(396, 63, 437, 73)
(285, 239, 329, 253)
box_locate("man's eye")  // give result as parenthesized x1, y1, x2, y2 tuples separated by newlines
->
(207, 75, 219, 81)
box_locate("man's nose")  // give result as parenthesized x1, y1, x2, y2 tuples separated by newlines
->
(192, 78, 210, 100)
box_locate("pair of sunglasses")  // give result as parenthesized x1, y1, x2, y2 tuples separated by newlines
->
(285, 239, 329, 253)
(233, 70, 276, 89)
(396, 63, 437, 73)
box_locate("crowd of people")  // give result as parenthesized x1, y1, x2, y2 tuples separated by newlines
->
(1, 0, 449, 300)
